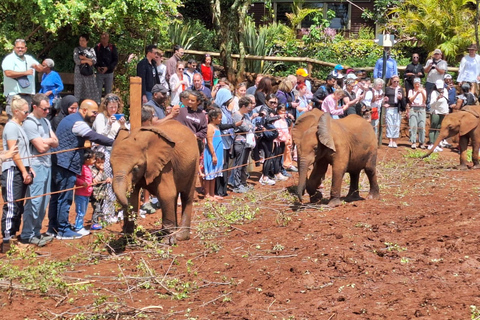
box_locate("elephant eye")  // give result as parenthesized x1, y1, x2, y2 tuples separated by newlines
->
(133, 165, 139, 173)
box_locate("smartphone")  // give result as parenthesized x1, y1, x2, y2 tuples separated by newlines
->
(114, 113, 124, 120)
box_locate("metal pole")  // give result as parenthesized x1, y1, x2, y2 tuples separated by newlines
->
(378, 48, 387, 147)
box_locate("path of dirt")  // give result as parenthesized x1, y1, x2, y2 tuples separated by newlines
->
(1, 138, 480, 320)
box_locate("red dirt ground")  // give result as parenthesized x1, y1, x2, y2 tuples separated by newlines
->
(1, 137, 480, 320)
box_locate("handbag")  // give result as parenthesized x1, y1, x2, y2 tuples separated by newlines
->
(246, 132, 256, 148)
(16, 75, 30, 88)
(80, 63, 94, 76)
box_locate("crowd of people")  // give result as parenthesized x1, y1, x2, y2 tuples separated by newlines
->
(2, 36, 480, 249)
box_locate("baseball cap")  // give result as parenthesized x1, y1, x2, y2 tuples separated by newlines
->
(435, 79, 444, 89)
(151, 84, 169, 94)
(346, 73, 357, 80)
(296, 68, 309, 77)
(444, 74, 452, 80)
(433, 49, 442, 55)
(413, 78, 421, 84)
(334, 64, 343, 71)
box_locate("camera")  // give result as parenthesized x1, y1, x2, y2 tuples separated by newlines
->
(78, 49, 87, 56)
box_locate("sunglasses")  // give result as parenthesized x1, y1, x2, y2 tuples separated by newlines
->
(393, 81, 399, 83)
(39, 107, 50, 112)
(106, 96, 119, 102)
(178, 68, 184, 71)
(22, 110, 30, 115)
(268, 101, 278, 104)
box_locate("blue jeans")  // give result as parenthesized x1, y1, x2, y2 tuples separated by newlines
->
(74, 195, 89, 230)
(48, 165, 76, 233)
(21, 165, 51, 240)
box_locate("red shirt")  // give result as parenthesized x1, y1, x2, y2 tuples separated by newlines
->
(201, 64, 212, 82)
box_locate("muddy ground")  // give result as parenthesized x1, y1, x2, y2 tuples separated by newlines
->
(1, 138, 480, 320)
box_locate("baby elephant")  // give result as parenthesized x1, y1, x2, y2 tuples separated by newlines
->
(110, 120, 199, 243)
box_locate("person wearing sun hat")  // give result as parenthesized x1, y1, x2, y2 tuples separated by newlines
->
(457, 43, 480, 95)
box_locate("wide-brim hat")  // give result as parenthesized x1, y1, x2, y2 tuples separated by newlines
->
(468, 44, 478, 50)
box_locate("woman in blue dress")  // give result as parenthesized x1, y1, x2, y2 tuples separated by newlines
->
(39, 59, 64, 106)
(204, 108, 224, 201)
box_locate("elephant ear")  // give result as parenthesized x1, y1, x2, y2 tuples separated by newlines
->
(140, 127, 176, 185)
(317, 113, 336, 152)
(458, 111, 479, 136)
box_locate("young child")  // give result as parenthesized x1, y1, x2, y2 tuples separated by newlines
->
(74, 149, 95, 235)
(90, 151, 111, 230)
(204, 108, 224, 200)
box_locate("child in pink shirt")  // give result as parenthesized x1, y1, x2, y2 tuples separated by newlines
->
(74, 149, 95, 236)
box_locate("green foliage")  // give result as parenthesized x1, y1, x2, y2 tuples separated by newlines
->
(389, 0, 476, 63)
(361, 0, 401, 26)
(286, 0, 321, 30)
(168, 20, 217, 52)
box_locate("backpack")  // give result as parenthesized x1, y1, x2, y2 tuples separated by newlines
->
(263, 122, 279, 140)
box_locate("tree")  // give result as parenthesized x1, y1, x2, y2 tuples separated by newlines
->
(388, 0, 476, 62)
(211, 0, 252, 84)
(0, 0, 181, 56)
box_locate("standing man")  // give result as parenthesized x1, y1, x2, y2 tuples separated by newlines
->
(246, 74, 263, 95)
(48, 100, 114, 239)
(404, 53, 425, 94)
(373, 48, 398, 83)
(20, 94, 58, 246)
(190, 73, 212, 100)
(165, 45, 184, 83)
(2, 39, 44, 115)
(94, 32, 118, 97)
(312, 75, 336, 109)
(145, 84, 179, 121)
(457, 44, 480, 95)
(425, 49, 447, 111)
(137, 44, 159, 104)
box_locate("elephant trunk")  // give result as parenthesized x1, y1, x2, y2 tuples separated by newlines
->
(297, 156, 309, 202)
(112, 174, 129, 206)
(422, 132, 446, 158)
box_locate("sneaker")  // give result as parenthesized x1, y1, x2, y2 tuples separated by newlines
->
(45, 228, 57, 237)
(420, 144, 427, 149)
(232, 185, 249, 193)
(259, 175, 276, 186)
(138, 210, 147, 219)
(411, 143, 416, 149)
(141, 202, 156, 214)
(75, 228, 91, 236)
(392, 142, 398, 148)
(281, 169, 292, 178)
(40, 233, 55, 243)
(434, 146, 443, 152)
(117, 210, 124, 221)
(275, 173, 288, 181)
(388, 142, 394, 148)
(427, 144, 434, 150)
(56, 229, 84, 240)
(19, 236, 48, 247)
(287, 166, 298, 172)
(90, 223, 102, 230)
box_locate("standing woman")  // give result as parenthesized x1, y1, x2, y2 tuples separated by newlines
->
(92, 93, 126, 223)
(199, 54, 214, 89)
(169, 61, 188, 106)
(407, 78, 427, 149)
(259, 94, 280, 185)
(39, 59, 64, 107)
(384, 75, 406, 148)
(73, 34, 100, 103)
(1, 96, 33, 245)
(384, 75, 405, 148)
(370, 78, 385, 136)
(428, 80, 449, 151)
(232, 82, 247, 113)
(254, 77, 273, 107)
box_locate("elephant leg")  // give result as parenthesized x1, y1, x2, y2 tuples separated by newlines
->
(156, 175, 178, 238)
(457, 136, 470, 170)
(471, 138, 480, 169)
(364, 161, 380, 200)
(346, 171, 361, 200)
(176, 187, 194, 241)
(306, 161, 328, 201)
(329, 165, 346, 207)
(123, 185, 140, 234)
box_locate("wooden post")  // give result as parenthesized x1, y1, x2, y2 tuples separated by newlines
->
(129, 76, 142, 130)
(307, 62, 313, 76)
